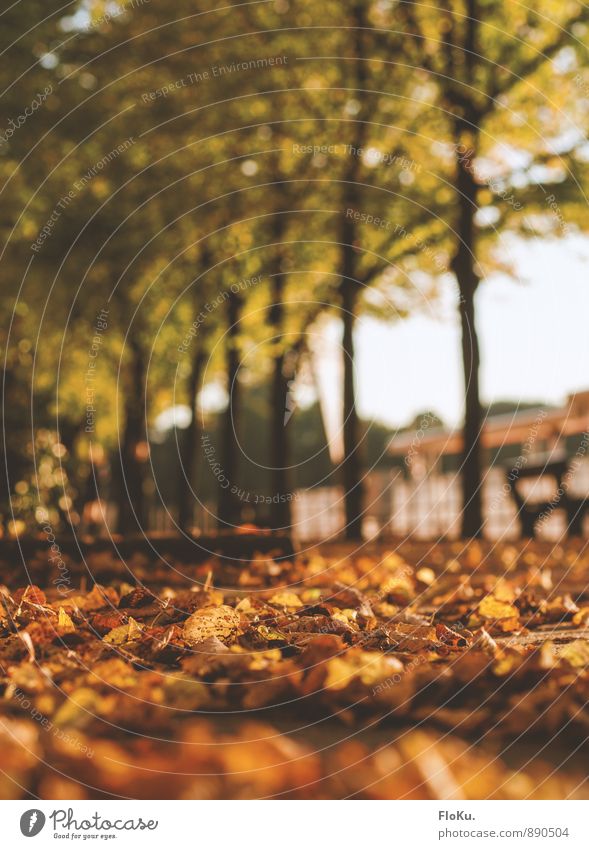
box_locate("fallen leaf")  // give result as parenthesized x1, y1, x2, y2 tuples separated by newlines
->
(57, 608, 76, 634)
(269, 591, 303, 609)
(183, 605, 240, 646)
(103, 617, 142, 645)
(560, 639, 589, 669)
(324, 651, 403, 690)
(478, 595, 519, 621)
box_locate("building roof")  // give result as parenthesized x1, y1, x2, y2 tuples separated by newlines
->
(388, 391, 589, 458)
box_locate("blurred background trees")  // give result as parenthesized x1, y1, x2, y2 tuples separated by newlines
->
(2, 0, 589, 540)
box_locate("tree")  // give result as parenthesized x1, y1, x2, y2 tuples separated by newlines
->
(0, 1, 89, 532)
(398, 0, 589, 537)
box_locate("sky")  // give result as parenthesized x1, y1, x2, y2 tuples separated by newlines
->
(157, 235, 589, 440)
(350, 235, 589, 429)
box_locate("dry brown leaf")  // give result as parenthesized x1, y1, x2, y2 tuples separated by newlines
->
(183, 605, 240, 646)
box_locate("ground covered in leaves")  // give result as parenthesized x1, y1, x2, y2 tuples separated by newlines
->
(1, 537, 589, 799)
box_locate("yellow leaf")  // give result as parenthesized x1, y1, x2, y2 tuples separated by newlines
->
(325, 651, 403, 690)
(374, 601, 399, 618)
(491, 579, 516, 603)
(560, 639, 589, 668)
(478, 595, 519, 621)
(269, 591, 303, 609)
(382, 552, 408, 571)
(416, 567, 436, 585)
(301, 588, 322, 603)
(258, 624, 287, 642)
(382, 575, 414, 602)
(103, 617, 142, 645)
(163, 677, 210, 710)
(249, 649, 282, 669)
(332, 609, 358, 626)
(572, 607, 589, 627)
(53, 687, 100, 728)
(57, 607, 75, 634)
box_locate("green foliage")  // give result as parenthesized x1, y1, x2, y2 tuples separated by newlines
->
(2, 0, 589, 531)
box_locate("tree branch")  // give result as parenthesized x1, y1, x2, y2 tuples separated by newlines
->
(485, 9, 589, 110)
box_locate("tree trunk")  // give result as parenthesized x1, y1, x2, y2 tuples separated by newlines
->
(177, 252, 211, 533)
(341, 270, 363, 540)
(217, 290, 242, 528)
(177, 344, 205, 532)
(452, 122, 483, 539)
(336, 1, 368, 541)
(115, 338, 147, 534)
(268, 214, 292, 530)
(458, 277, 483, 538)
(269, 294, 292, 528)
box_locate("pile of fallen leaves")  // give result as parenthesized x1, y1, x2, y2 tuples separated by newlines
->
(1, 538, 588, 799)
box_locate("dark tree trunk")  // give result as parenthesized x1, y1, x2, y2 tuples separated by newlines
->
(217, 290, 242, 528)
(115, 338, 147, 534)
(269, 291, 292, 528)
(177, 253, 212, 533)
(341, 269, 363, 540)
(268, 214, 292, 530)
(177, 344, 205, 532)
(452, 119, 483, 539)
(458, 273, 483, 538)
(338, 4, 367, 541)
